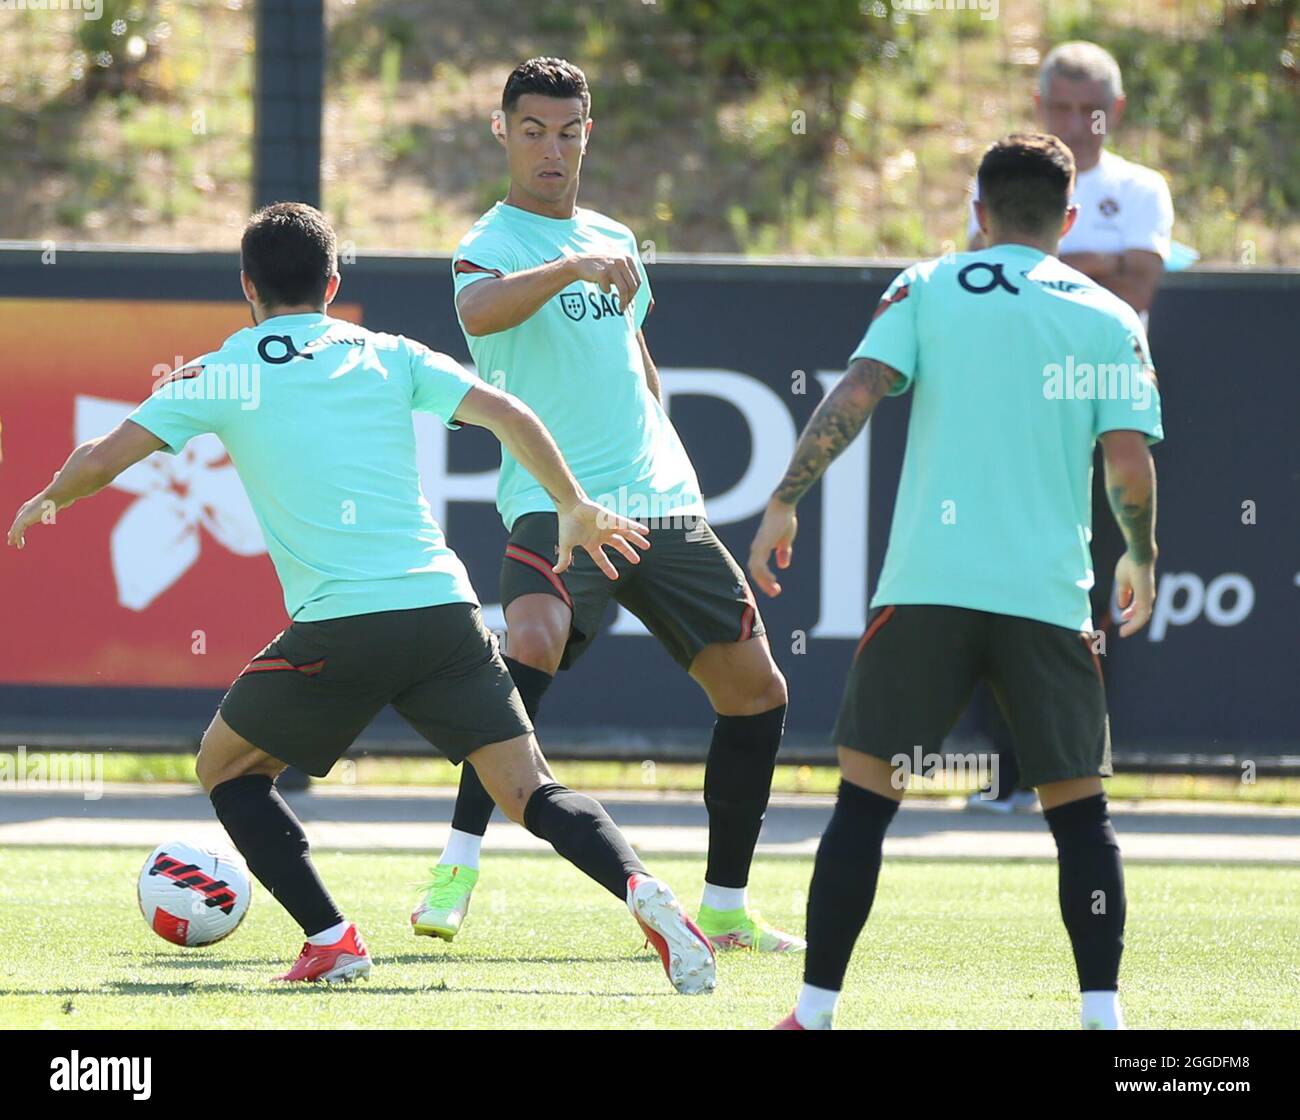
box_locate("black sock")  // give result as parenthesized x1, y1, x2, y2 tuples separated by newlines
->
(703, 704, 786, 889)
(804, 780, 900, 991)
(523, 782, 646, 900)
(209, 774, 343, 937)
(452, 656, 554, 837)
(1045, 793, 1126, 991)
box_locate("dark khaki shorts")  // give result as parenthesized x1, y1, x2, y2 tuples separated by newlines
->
(219, 603, 531, 776)
(500, 513, 765, 671)
(833, 604, 1111, 788)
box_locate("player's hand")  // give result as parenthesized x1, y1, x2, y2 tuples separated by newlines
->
(7, 493, 53, 550)
(555, 499, 650, 581)
(1113, 550, 1156, 637)
(566, 254, 641, 310)
(748, 498, 798, 598)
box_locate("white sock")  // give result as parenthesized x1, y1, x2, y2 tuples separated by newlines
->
(795, 983, 838, 1030)
(1081, 990, 1125, 1030)
(440, 828, 483, 871)
(701, 883, 747, 912)
(306, 919, 349, 946)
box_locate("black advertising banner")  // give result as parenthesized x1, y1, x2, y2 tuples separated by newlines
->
(1, 249, 1296, 764)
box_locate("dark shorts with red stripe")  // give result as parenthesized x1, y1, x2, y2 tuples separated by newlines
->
(501, 512, 764, 671)
(833, 604, 1111, 788)
(218, 603, 531, 777)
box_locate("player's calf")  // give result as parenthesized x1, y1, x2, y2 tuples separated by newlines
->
(1041, 783, 1127, 1030)
(427, 654, 559, 904)
(418, 652, 556, 940)
(784, 773, 901, 1028)
(467, 734, 717, 993)
(691, 637, 800, 948)
(200, 714, 362, 982)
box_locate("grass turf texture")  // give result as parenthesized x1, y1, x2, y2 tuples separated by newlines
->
(2, 847, 1297, 1029)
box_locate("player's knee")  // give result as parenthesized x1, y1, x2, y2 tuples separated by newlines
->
(196, 747, 239, 793)
(196, 733, 283, 793)
(759, 666, 789, 711)
(194, 750, 216, 792)
(195, 731, 225, 791)
(196, 754, 282, 793)
(505, 619, 567, 674)
(726, 661, 788, 715)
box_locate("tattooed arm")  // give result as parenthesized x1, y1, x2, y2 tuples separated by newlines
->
(775, 358, 901, 504)
(748, 358, 902, 597)
(1101, 429, 1159, 636)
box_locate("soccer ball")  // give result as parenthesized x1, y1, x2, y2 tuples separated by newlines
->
(137, 840, 252, 946)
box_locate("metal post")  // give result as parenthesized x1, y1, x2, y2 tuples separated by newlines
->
(253, 0, 324, 209)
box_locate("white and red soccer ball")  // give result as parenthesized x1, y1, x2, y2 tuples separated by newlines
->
(137, 840, 252, 946)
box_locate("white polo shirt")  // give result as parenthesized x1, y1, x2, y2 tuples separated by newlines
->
(968, 149, 1174, 260)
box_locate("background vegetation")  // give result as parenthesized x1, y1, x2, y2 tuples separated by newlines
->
(1, 0, 1295, 263)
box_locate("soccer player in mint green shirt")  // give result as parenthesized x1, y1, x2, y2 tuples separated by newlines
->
(751, 134, 1162, 1031)
(6, 202, 718, 994)
(418, 58, 802, 956)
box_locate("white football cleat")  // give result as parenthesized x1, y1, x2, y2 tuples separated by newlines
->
(627, 874, 717, 996)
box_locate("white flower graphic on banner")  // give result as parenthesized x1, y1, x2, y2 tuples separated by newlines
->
(75, 396, 266, 611)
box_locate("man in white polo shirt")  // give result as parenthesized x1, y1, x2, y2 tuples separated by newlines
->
(965, 41, 1173, 814)
(970, 41, 1174, 323)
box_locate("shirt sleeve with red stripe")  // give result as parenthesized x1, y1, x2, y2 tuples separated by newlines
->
(451, 228, 520, 300)
(851, 265, 920, 394)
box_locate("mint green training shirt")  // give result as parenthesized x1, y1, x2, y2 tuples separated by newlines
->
(856, 244, 1163, 633)
(452, 201, 705, 529)
(127, 313, 481, 622)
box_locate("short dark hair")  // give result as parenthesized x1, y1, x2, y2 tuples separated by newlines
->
(240, 202, 337, 309)
(977, 133, 1076, 236)
(502, 56, 590, 117)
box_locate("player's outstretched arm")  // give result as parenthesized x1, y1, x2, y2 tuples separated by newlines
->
(1101, 429, 1159, 637)
(457, 253, 641, 336)
(7, 420, 165, 549)
(748, 357, 901, 598)
(452, 384, 649, 579)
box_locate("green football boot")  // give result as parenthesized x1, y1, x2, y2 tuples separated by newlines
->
(696, 905, 807, 953)
(411, 864, 479, 942)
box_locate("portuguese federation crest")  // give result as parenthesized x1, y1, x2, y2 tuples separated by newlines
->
(560, 291, 587, 321)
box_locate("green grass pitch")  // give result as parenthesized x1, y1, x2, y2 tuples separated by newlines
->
(2, 847, 1297, 1029)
